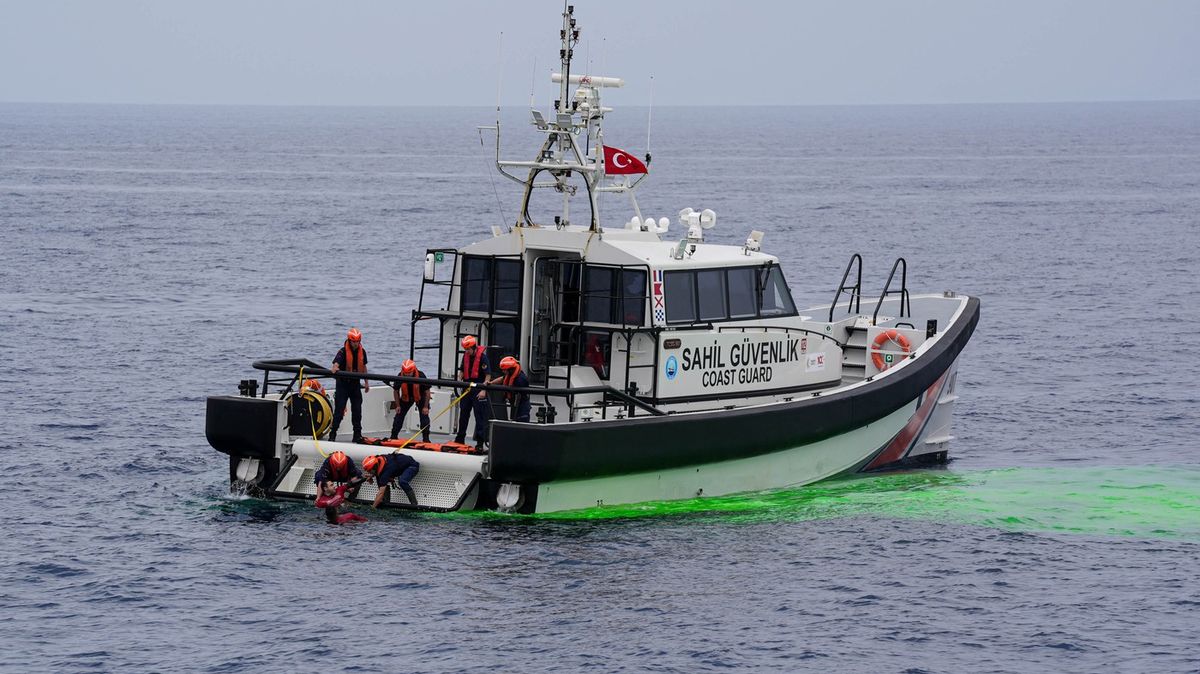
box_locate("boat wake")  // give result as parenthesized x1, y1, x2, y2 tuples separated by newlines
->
(533, 465, 1200, 540)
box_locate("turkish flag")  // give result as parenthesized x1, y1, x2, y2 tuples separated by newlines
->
(603, 146, 648, 175)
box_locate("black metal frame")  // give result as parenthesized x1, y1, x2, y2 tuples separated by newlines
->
(828, 253, 863, 322)
(250, 359, 666, 418)
(410, 250, 525, 381)
(872, 257, 911, 326)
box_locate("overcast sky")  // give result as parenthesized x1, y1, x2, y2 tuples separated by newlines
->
(1, 0, 1197, 106)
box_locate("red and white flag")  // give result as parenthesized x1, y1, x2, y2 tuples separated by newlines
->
(603, 146, 648, 175)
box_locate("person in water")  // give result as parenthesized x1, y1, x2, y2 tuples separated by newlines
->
(362, 453, 419, 507)
(487, 356, 531, 423)
(312, 451, 366, 524)
(328, 327, 369, 443)
(391, 359, 432, 442)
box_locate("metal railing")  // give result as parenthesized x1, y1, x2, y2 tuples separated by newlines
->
(872, 257, 911, 326)
(828, 253, 863, 322)
(250, 358, 665, 418)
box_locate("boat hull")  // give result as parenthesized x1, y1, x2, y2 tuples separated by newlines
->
(488, 297, 978, 503)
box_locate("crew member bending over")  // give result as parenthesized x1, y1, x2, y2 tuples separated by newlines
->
(328, 327, 369, 443)
(391, 359, 432, 442)
(454, 335, 491, 447)
(362, 453, 419, 507)
(488, 356, 531, 423)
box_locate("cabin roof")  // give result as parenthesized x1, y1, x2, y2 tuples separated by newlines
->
(459, 225, 779, 269)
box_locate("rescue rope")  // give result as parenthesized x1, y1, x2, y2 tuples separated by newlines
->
(390, 383, 476, 454)
(300, 366, 331, 458)
(296, 365, 478, 457)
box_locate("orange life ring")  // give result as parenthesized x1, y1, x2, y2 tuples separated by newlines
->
(870, 329, 911, 371)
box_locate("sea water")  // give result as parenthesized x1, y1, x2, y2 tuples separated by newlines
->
(2, 101, 1199, 672)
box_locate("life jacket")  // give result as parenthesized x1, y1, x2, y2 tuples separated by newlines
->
(502, 364, 522, 401)
(398, 370, 423, 403)
(342, 341, 366, 373)
(461, 346, 485, 380)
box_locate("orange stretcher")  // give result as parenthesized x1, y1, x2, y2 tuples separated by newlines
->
(359, 437, 486, 455)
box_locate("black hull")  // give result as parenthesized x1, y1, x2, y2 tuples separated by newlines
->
(488, 298, 979, 483)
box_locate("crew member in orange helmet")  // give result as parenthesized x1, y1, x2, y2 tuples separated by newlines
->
(454, 335, 491, 446)
(486, 356, 531, 423)
(391, 359, 432, 442)
(362, 453, 419, 507)
(313, 450, 363, 500)
(328, 328, 370, 443)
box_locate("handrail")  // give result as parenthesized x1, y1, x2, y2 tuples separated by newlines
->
(828, 253, 863, 322)
(250, 359, 666, 417)
(871, 257, 911, 326)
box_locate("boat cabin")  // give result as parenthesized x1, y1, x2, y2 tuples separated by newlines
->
(411, 222, 847, 423)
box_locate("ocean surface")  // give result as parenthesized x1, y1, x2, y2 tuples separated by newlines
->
(2, 100, 1199, 673)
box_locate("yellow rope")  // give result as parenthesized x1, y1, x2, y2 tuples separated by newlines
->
(390, 383, 476, 453)
(300, 364, 475, 457)
(299, 366, 332, 458)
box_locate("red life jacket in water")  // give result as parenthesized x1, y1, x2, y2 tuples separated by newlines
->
(461, 346, 485, 380)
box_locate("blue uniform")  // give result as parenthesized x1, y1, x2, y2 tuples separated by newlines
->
(505, 370, 532, 422)
(391, 369, 432, 441)
(376, 453, 419, 489)
(329, 345, 368, 441)
(455, 347, 491, 445)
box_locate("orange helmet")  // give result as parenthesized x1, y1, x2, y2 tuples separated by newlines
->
(461, 335, 477, 349)
(330, 451, 348, 470)
(401, 359, 418, 376)
(303, 378, 324, 393)
(346, 328, 362, 342)
(362, 455, 384, 473)
(499, 356, 519, 371)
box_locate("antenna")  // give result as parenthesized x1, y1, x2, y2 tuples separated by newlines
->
(495, 31, 503, 126)
(529, 55, 536, 109)
(646, 75, 654, 157)
(489, 31, 509, 230)
(558, 1, 576, 112)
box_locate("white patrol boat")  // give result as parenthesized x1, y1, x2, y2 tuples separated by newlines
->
(206, 4, 979, 514)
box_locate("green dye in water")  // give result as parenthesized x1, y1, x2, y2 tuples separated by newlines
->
(522, 465, 1200, 540)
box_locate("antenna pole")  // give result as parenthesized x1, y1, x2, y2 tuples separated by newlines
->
(646, 75, 654, 156)
(495, 31, 503, 126)
(529, 56, 536, 109)
(558, 1, 575, 111)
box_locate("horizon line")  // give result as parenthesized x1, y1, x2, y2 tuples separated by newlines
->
(2, 97, 1198, 109)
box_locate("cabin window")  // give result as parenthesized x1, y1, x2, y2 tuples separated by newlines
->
(583, 266, 616, 323)
(579, 330, 611, 379)
(663, 265, 797, 324)
(460, 255, 522, 315)
(727, 267, 758, 319)
(759, 266, 796, 316)
(488, 320, 518, 358)
(696, 269, 728, 322)
(462, 257, 491, 312)
(578, 266, 648, 325)
(494, 259, 522, 314)
(620, 269, 647, 325)
(664, 271, 697, 323)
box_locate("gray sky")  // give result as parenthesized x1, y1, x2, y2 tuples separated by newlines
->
(1, 0, 1197, 106)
